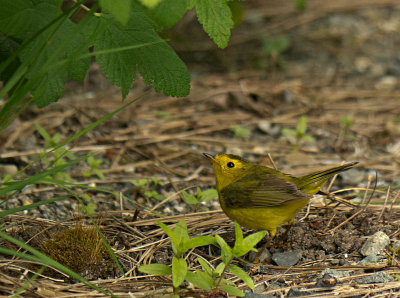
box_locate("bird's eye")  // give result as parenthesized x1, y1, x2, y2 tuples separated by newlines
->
(227, 162, 235, 168)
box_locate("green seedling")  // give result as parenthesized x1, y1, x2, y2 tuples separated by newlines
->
(83, 155, 105, 180)
(154, 109, 172, 120)
(260, 35, 291, 69)
(139, 220, 266, 297)
(130, 177, 166, 201)
(78, 193, 97, 215)
(231, 126, 251, 141)
(340, 116, 355, 141)
(139, 220, 215, 293)
(187, 222, 266, 296)
(181, 187, 218, 211)
(282, 116, 315, 149)
(36, 123, 76, 181)
(290, 0, 307, 10)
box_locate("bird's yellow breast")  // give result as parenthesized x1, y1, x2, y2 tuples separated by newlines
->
(219, 197, 309, 236)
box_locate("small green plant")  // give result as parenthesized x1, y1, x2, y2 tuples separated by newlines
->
(231, 125, 252, 141)
(139, 220, 215, 294)
(181, 187, 218, 211)
(281, 116, 315, 149)
(139, 220, 266, 296)
(260, 35, 291, 69)
(78, 193, 97, 215)
(154, 109, 172, 120)
(340, 116, 355, 141)
(36, 123, 76, 181)
(130, 177, 166, 201)
(83, 155, 105, 180)
(290, 0, 307, 10)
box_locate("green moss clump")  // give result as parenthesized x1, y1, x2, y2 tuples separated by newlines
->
(40, 225, 115, 280)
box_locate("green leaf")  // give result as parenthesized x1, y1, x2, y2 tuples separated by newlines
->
(139, 263, 172, 276)
(233, 231, 267, 257)
(139, 0, 163, 9)
(181, 190, 199, 205)
(194, 0, 234, 49)
(199, 189, 218, 202)
(197, 258, 212, 276)
(185, 271, 213, 291)
(175, 220, 190, 255)
(228, 264, 254, 290)
(220, 284, 244, 297)
(281, 128, 296, 137)
(184, 236, 216, 251)
(215, 262, 225, 276)
(100, 0, 131, 25)
(157, 221, 179, 255)
(296, 116, 307, 136)
(92, 3, 190, 98)
(150, 0, 189, 28)
(302, 135, 315, 143)
(35, 123, 51, 143)
(233, 221, 243, 252)
(172, 257, 187, 288)
(215, 235, 232, 263)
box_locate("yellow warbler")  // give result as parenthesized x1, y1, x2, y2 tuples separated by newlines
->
(204, 153, 358, 238)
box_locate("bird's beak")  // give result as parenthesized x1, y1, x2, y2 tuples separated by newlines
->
(203, 153, 217, 163)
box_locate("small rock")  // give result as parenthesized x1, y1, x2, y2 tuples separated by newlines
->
(391, 240, 400, 251)
(272, 250, 302, 267)
(360, 231, 390, 256)
(340, 169, 365, 185)
(358, 254, 383, 266)
(287, 288, 312, 297)
(249, 249, 272, 264)
(375, 76, 398, 90)
(315, 273, 337, 288)
(0, 164, 18, 176)
(330, 259, 340, 265)
(320, 268, 350, 279)
(357, 271, 394, 284)
(257, 120, 271, 134)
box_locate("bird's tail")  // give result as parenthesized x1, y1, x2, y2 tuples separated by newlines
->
(295, 161, 359, 195)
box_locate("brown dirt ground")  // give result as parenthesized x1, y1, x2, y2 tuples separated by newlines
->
(1, 0, 400, 297)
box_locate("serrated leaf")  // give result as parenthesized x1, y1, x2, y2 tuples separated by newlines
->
(215, 235, 232, 263)
(220, 284, 244, 297)
(139, 263, 172, 276)
(200, 189, 218, 202)
(93, 4, 190, 98)
(233, 230, 267, 257)
(194, 0, 234, 49)
(150, 0, 189, 28)
(185, 271, 213, 291)
(228, 264, 254, 290)
(183, 236, 215, 251)
(172, 257, 187, 288)
(100, 0, 131, 25)
(197, 258, 212, 276)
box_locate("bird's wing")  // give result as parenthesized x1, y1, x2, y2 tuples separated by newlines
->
(220, 171, 310, 208)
